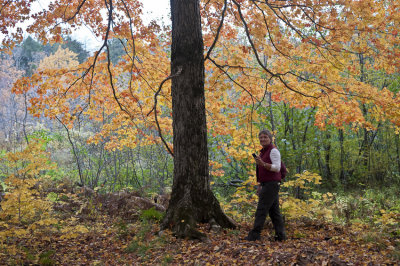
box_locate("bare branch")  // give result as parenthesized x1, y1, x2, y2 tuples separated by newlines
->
(205, 0, 227, 61)
(56, 116, 85, 186)
(146, 66, 183, 157)
(208, 57, 258, 106)
(54, 0, 88, 27)
(252, 1, 291, 58)
(232, 0, 278, 78)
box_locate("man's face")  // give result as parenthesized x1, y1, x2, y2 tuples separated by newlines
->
(259, 133, 271, 147)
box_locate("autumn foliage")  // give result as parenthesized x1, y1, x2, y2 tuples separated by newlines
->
(1, 0, 400, 264)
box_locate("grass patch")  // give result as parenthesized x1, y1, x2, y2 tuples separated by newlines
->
(140, 207, 164, 222)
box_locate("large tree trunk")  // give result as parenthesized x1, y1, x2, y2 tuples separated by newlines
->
(161, 0, 235, 240)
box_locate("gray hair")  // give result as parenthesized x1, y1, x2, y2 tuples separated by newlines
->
(258, 129, 273, 140)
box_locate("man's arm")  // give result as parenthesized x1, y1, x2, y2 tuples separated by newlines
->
(259, 148, 281, 172)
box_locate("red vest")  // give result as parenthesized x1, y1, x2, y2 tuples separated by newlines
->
(256, 144, 282, 182)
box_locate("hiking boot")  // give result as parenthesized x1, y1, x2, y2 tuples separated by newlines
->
(244, 231, 261, 241)
(274, 235, 287, 241)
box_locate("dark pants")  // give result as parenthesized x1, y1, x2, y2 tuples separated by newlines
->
(249, 181, 286, 240)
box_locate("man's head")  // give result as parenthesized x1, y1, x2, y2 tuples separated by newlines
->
(259, 129, 273, 148)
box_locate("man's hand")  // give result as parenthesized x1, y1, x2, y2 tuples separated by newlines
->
(254, 155, 264, 166)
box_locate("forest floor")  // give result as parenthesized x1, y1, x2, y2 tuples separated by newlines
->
(1, 190, 399, 265)
(3, 219, 399, 265)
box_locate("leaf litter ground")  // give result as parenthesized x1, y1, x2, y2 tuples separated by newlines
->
(2, 219, 399, 264)
(1, 191, 399, 265)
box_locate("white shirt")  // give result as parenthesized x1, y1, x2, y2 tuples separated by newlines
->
(270, 148, 281, 173)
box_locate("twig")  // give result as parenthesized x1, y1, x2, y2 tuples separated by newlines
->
(147, 66, 183, 157)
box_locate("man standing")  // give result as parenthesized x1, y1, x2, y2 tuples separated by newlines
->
(245, 129, 287, 241)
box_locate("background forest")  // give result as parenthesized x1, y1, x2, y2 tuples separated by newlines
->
(1, 0, 400, 264)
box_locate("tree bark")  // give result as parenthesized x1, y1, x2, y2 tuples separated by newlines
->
(396, 134, 400, 174)
(338, 128, 346, 186)
(324, 131, 334, 188)
(161, 0, 236, 240)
